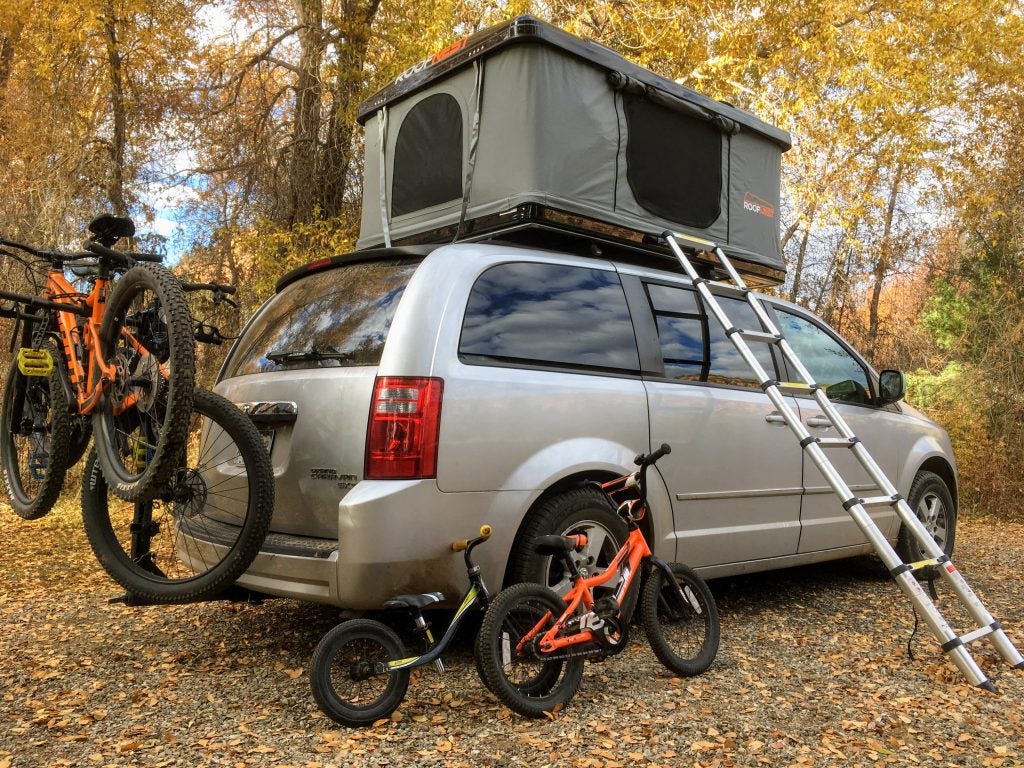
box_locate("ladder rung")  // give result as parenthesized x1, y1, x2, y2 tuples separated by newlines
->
(694, 277, 749, 299)
(955, 624, 999, 648)
(858, 495, 901, 508)
(728, 328, 782, 345)
(814, 437, 857, 449)
(772, 381, 819, 396)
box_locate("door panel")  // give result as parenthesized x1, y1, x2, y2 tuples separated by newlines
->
(648, 383, 802, 566)
(771, 308, 902, 552)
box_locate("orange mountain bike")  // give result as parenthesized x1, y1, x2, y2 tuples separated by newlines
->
(475, 445, 720, 718)
(0, 214, 195, 515)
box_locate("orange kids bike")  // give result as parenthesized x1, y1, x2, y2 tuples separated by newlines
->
(0, 214, 195, 514)
(475, 444, 720, 717)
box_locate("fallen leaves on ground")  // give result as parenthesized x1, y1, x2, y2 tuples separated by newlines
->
(1, 500, 1022, 766)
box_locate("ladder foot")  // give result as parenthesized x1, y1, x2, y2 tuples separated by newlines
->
(1015, 661, 1024, 671)
(977, 680, 997, 693)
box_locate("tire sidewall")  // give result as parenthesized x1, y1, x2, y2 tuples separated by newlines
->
(898, 471, 957, 563)
(510, 487, 627, 590)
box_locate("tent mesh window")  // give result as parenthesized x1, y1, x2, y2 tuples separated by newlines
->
(622, 95, 722, 228)
(391, 93, 464, 217)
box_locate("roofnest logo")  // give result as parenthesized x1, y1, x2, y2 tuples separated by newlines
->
(743, 192, 775, 218)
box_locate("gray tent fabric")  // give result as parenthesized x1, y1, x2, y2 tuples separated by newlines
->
(356, 16, 791, 283)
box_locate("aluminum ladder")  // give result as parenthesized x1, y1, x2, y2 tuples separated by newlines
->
(665, 231, 1024, 690)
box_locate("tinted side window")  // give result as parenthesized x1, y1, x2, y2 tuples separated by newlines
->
(647, 284, 776, 387)
(647, 284, 705, 381)
(706, 297, 777, 387)
(775, 309, 872, 404)
(460, 263, 640, 373)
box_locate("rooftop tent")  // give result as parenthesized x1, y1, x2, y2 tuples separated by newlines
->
(356, 16, 791, 285)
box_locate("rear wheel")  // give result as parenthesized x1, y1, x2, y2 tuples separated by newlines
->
(82, 388, 273, 603)
(474, 582, 584, 718)
(0, 350, 71, 519)
(509, 487, 625, 596)
(310, 619, 410, 727)
(641, 562, 719, 677)
(92, 263, 195, 501)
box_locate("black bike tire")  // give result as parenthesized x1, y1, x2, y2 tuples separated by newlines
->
(640, 562, 720, 677)
(310, 619, 411, 727)
(81, 388, 274, 603)
(92, 262, 195, 501)
(474, 582, 584, 718)
(0, 350, 71, 519)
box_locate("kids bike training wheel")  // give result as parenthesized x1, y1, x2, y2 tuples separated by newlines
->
(310, 619, 411, 728)
(474, 582, 584, 719)
(92, 262, 195, 502)
(81, 388, 274, 603)
(0, 350, 71, 519)
(640, 562, 720, 677)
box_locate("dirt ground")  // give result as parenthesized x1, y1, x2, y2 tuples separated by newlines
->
(1, 501, 1022, 767)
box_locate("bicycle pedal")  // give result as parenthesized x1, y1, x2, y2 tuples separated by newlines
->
(17, 347, 54, 377)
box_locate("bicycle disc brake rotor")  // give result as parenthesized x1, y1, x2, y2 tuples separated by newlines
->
(170, 468, 208, 520)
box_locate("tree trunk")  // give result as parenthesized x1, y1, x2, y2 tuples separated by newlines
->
(321, 0, 380, 219)
(788, 225, 811, 303)
(286, 0, 326, 226)
(102, 0, 129, 216)
(866, 165, 904, 360)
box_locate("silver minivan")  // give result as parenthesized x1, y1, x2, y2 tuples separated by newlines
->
(209, 241, 957, 609)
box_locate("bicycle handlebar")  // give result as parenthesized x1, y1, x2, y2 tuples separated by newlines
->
(635, 443, 671, 467)
(83, 240, 162, 267)
(451, 524, 492, 552)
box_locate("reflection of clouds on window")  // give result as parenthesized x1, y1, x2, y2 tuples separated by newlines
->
(656, 316, 702, 361)
(777, 311, 868, 391)
(461, 263, 640, 372)
(223, 261, 417, 378)
(705, 297, 775, 386)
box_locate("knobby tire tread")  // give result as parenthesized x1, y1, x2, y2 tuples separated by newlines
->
(81, 388, 274, 603)
(0, 350, 71, 519)
(93, 263, 195, 501)
(641, 562, 720, 676)
(475, 582, 584, 718)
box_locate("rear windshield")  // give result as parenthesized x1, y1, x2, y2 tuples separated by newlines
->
(221, 259, 419, 379)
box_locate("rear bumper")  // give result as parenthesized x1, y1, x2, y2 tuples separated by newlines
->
(230, 480, 528, 609)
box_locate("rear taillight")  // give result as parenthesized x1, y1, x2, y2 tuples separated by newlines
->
(365, 377, 444, 479)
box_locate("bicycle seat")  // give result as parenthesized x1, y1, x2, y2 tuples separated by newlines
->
(383, 592, 445, 610)
(534, 534, 587, 556)
(88, 214, 135, 247)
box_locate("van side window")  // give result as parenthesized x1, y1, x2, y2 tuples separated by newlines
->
(775, 309, 872, 404)
(460, 262, 640, 373)
(647, 284, 776, 387)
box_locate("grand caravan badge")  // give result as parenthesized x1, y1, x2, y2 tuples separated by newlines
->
(743, 192, 775, 218)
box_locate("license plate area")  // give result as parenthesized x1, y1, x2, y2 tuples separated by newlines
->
(232, 429, 275, 467)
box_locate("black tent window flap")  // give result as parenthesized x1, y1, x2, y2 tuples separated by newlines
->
(622, 94, 722, 228)
(392, 93, 464, 217)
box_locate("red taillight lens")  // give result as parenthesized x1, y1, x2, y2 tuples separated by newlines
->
(365, 377, 444, 479)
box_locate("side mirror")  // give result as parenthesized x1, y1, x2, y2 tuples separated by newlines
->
(877, 369, 905, 406)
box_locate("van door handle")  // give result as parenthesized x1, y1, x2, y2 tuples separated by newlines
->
(806, 415, 833, 428)
(764, 412, 786, 425)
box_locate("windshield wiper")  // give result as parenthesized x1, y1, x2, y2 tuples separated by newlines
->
(265, 346, 354, 364)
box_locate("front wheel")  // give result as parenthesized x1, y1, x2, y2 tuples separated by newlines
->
(310, 620, 411, 727)
(0, 350, 71, 519)
(81, 388, 274, 603)
(641, 562, 720, 677)
(93, 262, 195, 501)
(474, 582, 584, 718)
(897, 471, 957, 565)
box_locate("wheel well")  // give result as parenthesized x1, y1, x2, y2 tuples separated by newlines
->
(916, 457, 958, 510)
(502, 470, 655, 587)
